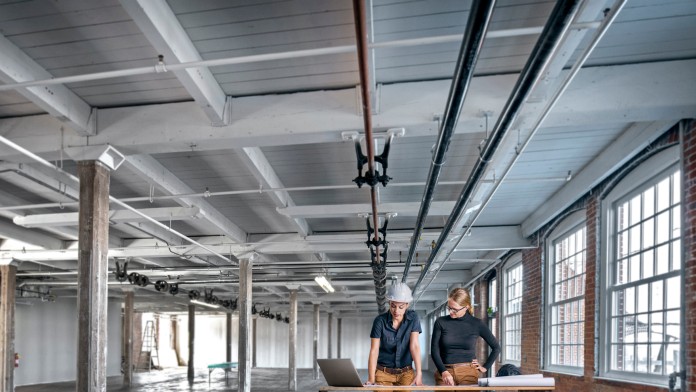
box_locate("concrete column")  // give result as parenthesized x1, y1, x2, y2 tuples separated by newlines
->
(288, 288, 298, 391)
(252, 317, 257, 368)
(313, 303, 320, 379)
(0, 264, 17, 392)
(123, 291, 134, 386)
(76, 161, 110, 392)
(226, 313, 232, 363)
(328, 312, 333, 359)
(337, 318, 342, 358)
(238, 257, 253, 392)
(187, 304, 195, 383)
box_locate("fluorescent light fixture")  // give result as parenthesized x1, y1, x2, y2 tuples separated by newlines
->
(314, 275, 335, 293)
(190, 299, 220, 309)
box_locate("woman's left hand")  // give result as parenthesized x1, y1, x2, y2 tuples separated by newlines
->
(471, 359, 487, 373)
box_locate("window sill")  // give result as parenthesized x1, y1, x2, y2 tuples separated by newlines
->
(594, 375, 668, 388)
(542, 368, 583, 378)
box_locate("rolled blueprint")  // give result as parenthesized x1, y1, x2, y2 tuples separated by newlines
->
(479, 376, 555, 387)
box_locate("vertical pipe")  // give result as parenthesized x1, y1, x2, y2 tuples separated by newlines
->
(123, 291, 134, 386)
(313, 304, 320, 379)
(238, 258, 253, 392)
(288, 289, 298, 390)
(401, 0, 497, 280)
(76, 161, 110, 392)
(187, 304, 195, 383)
(226, 312, 232, 363)
(0, 264, 16, 392)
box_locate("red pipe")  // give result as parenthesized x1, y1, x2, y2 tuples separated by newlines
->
(353, 0, 381, 263)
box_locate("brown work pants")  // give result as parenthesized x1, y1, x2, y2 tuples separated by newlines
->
(434, 362, 481, 391)
(374, 368, 415, 392)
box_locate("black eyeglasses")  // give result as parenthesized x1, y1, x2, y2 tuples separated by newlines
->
(447, 305, 465, 313)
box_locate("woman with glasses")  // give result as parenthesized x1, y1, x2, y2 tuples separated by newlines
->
(431, 287, 500, 388)
(365, 282, 423, 389)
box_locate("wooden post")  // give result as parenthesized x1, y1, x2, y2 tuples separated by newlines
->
(226, 312, 232, 363)
(337, 318, 342, 358)
(0, 264, 17, 392)
(328, 312, 333, 359)
(288, 287, 298, 390)
(238, 257, 253, 392)
(313, 303, 320, 379)
(188, 304, 195, 383)
(76, 161, 110, 392)
(123, 290, 134, 386)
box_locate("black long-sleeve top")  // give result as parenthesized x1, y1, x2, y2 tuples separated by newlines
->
(430, 312, 501, 373)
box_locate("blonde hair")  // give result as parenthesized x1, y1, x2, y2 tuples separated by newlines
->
(449, 287, 474, 315)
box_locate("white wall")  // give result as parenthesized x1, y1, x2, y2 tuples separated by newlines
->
(14, 297, 122, 386)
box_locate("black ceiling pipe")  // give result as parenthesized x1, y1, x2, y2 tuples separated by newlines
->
(412, 0, 583, 292)
(401, 0, 497, 281)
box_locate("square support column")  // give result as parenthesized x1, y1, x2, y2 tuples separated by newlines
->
(287, 287, 298, 390)
(0, 263, 17, 392)
(188, 304, 195, 383)
(328, 312, 333, 359)
(123, 290, 134, 386)
(313, 303, 320, 379)
(238, 256, 253, 392)
(76, 161, 111, 392)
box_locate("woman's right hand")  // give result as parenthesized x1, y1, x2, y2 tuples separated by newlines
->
(364, 380, 375, 386)
(441, 370, 455, 386)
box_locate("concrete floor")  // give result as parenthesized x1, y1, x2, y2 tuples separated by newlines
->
(16, 367, 437, 391)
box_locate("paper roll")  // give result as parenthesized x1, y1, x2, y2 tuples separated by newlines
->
(478, 376, 555, 387)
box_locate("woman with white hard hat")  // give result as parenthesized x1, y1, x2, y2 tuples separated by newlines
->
(431, 287, 500, 389)
(365, 282, 423, 389)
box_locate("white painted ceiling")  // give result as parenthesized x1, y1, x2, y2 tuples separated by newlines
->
(0, 0, 695, 316)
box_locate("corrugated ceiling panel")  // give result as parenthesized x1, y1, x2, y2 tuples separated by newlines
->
(582, 0, 696, 65)
(170, 0, 358, 96)
(0, 0, 190, 108)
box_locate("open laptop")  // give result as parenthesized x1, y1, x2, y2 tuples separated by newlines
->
(317, 358, 364, 387)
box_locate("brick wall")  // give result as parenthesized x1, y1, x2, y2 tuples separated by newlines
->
(469, 122, 695, 391)
(520, 247, 542, 375)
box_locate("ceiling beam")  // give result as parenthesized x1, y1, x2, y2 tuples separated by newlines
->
(123, 154, 247, 243)
(2, 226, 531, 261)
(239, 147, 310, 236)
(0, 33, 95, 136)
(277, 201, 456, 218)
(0, 218, 64, 249)
(2, 60, 693, 158)
(119, 0, 228, 124)
(13, 207, 201, 227)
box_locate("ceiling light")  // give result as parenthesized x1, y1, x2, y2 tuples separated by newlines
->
(190, 299, 220, 309)
(314, 275, 335, 293)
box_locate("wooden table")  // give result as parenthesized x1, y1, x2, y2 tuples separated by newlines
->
(318, 387, 555, 391)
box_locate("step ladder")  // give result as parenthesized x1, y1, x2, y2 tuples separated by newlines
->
(137, 320, 160, 371)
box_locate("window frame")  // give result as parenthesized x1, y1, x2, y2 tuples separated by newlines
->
(599, 145, 681, 386)
(544, 210, 586, 374)
(502, 254, 523, 365)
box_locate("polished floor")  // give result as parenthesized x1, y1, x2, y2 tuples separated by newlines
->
(16, 367, 437, 391)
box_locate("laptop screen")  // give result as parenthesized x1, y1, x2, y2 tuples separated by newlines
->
(317, 358, 364, 387)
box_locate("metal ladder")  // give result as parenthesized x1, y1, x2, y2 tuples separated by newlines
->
(137, 320, 160, 371)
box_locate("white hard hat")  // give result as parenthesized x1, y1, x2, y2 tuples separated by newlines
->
(386, 282, 413, 303)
